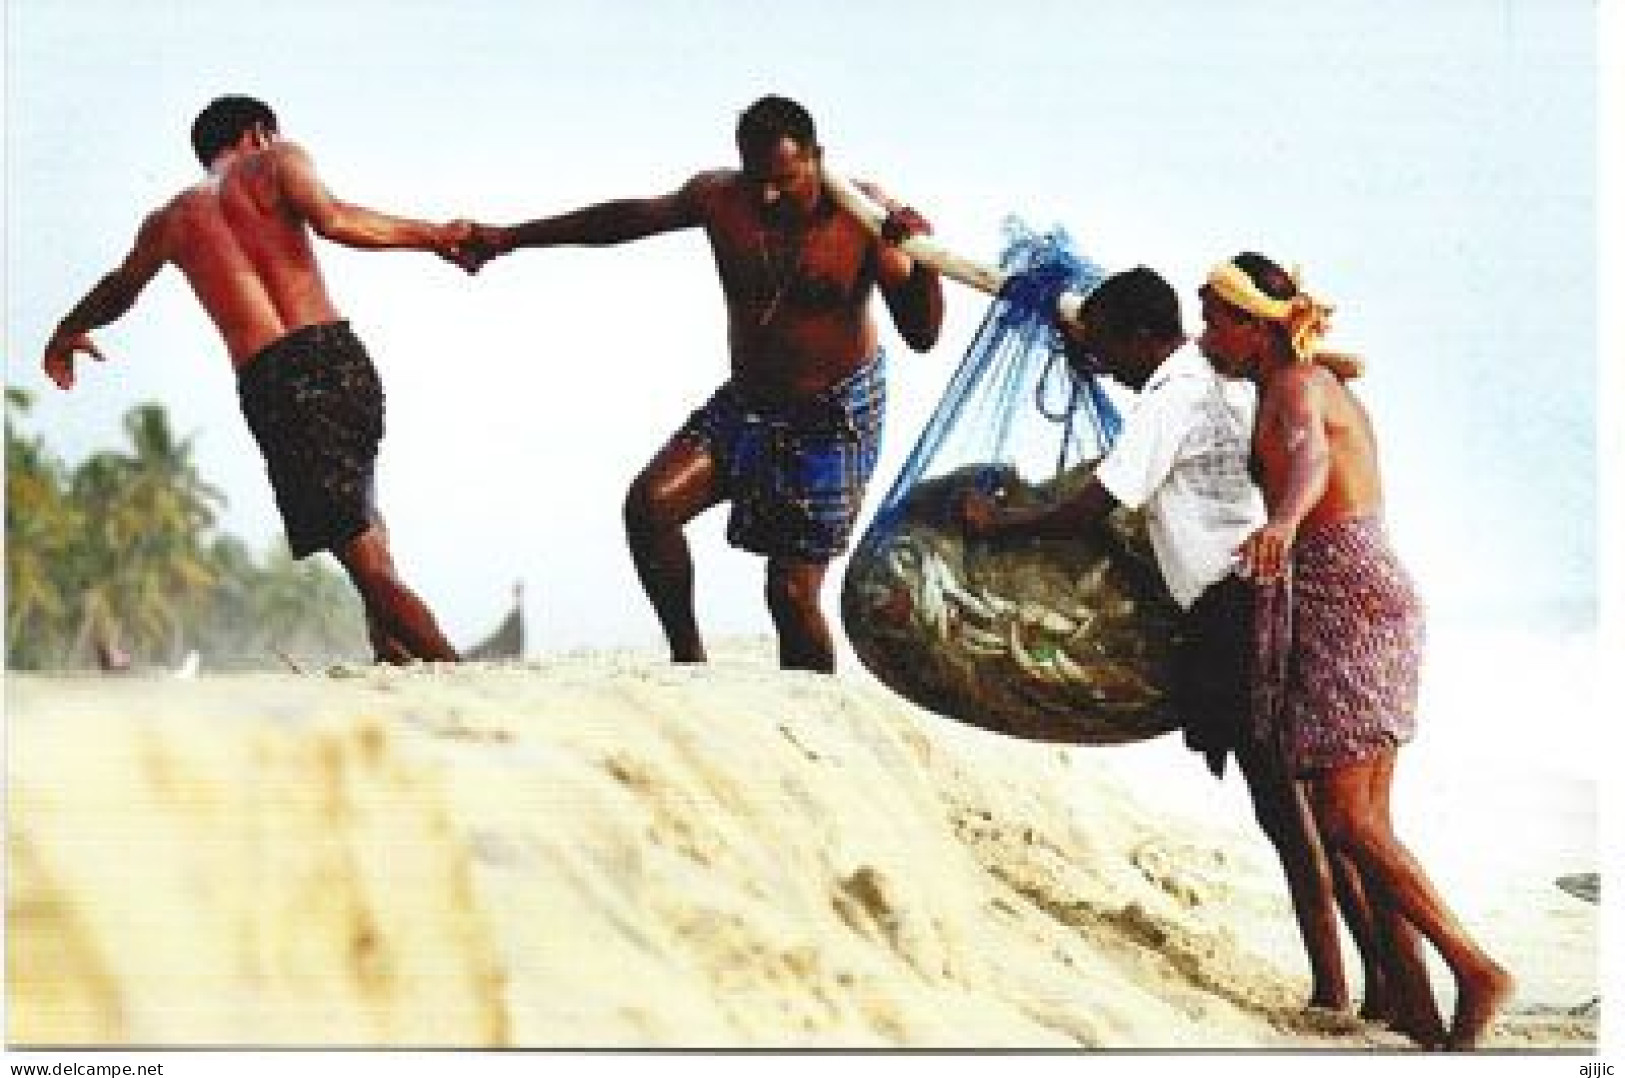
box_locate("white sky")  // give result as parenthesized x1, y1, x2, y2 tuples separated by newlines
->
(5, 0, 1604, 652)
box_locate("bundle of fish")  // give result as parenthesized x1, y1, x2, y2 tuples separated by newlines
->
(841, 463, 1186, 744)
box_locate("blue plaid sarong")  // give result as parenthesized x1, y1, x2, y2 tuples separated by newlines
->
(678, 352, 885, 561)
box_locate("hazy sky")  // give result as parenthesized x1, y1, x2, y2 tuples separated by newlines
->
(6, 0, 1602, 652)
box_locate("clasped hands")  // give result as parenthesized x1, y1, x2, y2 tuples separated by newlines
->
(431, 203, 930, 274)
(432, 221, 509, 275)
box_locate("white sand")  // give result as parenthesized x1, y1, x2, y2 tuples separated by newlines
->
(4, 641, 1600, 1052)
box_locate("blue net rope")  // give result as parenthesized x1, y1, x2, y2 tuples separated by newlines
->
(865, 219, 1119, 538)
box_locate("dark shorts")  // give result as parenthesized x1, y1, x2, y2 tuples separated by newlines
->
(1253, 516, 1424, 776)
(1177, 573, 1254, 775)
(677, 353, 885, 561)
(236, 321, 384, 559)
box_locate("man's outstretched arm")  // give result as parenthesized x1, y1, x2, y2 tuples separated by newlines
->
(42, 210, 169, 389)
(458, 175, 710, 269)
(275, 140, 468, 264)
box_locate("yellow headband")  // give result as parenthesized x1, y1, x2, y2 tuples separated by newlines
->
(1205, 260, 1364, 380)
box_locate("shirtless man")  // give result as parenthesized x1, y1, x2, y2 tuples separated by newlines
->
(957, 267, 1359, 1023)
(41, 95, 464, 664)
(1203, 251, 1514, 1050)
(463, 95, 943, 672)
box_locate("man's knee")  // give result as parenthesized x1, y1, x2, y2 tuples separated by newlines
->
(625, 443, 717, 537)
(765, 562, 825, 621)
(1309, 789, 1375, 852)
(624, 474, 687, 536)
(336, 525, 391, 582)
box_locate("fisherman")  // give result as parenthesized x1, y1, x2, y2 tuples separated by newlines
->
(958, 266, 1369, 1023)
(41, 95, 465, 664)
(1205, 252, 1513, 1050)
(456, 95, 944, 673)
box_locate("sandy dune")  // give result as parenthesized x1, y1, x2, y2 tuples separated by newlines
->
(5, 643, 1600, 1051)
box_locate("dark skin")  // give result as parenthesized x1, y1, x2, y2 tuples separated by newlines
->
(1202, 283, 1512, 1049)
(42, 122, 467, 663)
(959, 300, 1366, 1022)
(459, 133, 943, 672)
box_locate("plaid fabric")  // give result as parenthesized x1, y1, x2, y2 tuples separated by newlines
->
(679, 352, 885, 561)
(1252, 516, 1424, 775)
(236, 321, 383, 559)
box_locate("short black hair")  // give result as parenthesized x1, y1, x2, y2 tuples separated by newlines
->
(191, 95, 278, 167)
(1232, 251, 1296, 301)
(736, 95, 818, 156)
(1083, 266, 1183, 340)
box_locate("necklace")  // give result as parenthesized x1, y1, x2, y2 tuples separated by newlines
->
(756, 227, 802, 327)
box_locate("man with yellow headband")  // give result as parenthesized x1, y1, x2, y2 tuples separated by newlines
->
(1201, 252, 1513, 1050)
(959, 265, 1358, 1021)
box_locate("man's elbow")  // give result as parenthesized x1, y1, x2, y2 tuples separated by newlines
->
(307, 214, 344, 245)
(308, 203, 365, 247)
(901, 321, 941, 352)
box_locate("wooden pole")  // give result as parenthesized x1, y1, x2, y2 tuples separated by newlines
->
(822, 171, 1086, 328)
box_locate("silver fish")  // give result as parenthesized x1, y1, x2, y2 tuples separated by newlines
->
(841, 462, 1186, 744)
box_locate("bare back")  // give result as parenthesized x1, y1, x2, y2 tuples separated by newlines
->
(1255, 362, 1386, 535)
(164, 143, 341, 365)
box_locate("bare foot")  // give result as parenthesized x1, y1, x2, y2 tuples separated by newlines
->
(1296, 1005, 1366, 1036)
(1384, 965, 1447, 1049)
(1391, 1011, 1448, 1050)
(1331, 980, 1445, 1050)
(1307, 977, 1351, 1014)
(1356, 973, 1393, 1024)
(1445, 964, 1515, 1051)
(373, 644, 414, 666)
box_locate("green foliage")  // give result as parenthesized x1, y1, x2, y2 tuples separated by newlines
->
(5, 396, 366, 671)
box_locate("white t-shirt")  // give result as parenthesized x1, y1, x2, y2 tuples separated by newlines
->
(1093, 344, 1266, 610)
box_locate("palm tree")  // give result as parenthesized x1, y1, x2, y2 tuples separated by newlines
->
(116, 405, 223, 660)
(5, 389, 77, 666)
(8, 398, 364, 670)
(61, 452, 137, 665)
(49, 405, 225, 666)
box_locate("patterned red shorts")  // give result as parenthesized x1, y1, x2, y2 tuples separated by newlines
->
(1252, 516, 1424, 775)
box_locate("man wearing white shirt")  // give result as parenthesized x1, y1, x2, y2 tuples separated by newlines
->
(960, 267, 1365, 1019)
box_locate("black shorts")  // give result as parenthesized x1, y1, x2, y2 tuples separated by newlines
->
(1177, 573, 1254, 769)
(236, 321, 384, 559)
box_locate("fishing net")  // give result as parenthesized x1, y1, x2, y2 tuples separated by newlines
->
(841, 220, 1185, 744)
